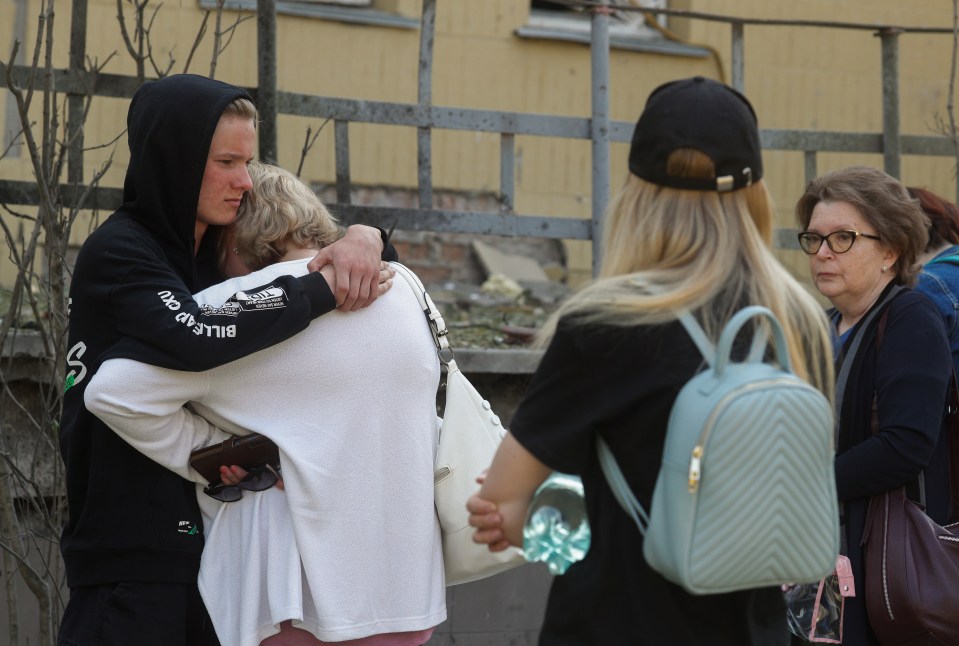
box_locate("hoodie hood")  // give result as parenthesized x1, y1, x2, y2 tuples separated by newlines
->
(121, 74, 254, 287)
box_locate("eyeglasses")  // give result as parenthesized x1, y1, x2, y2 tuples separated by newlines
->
(202, 463, 279, 502)
(797, 229, 881, 255)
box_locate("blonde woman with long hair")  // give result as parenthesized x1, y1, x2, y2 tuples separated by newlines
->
(467, 77, 834, 645)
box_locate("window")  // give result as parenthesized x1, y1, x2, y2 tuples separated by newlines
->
(528, 0, 667, 41)
(517, 0, 709, 57)
(298, 0, 370, 6)
(199, 0, 417, 29)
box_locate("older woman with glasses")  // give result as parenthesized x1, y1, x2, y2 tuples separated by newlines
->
(794, 165, 953, 646)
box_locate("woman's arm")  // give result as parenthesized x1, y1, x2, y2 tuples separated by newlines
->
(84, 358, 232, 484)
(469, 321, 605, 549)
(835, 297, 952, 499)
(471, 433, 552, 548)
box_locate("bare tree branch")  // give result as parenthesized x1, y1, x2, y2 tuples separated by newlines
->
(183, 10, 212, 75)
(209, 0, 226, 79)
(207, 0, 251, 79)
(0, 130, 25, 162)
(145, 3, 175, 78)
(216, 13, 253, 55)
(296, 119, 330, 178)
(115, 0, 144, 80)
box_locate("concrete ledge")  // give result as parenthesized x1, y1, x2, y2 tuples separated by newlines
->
(1, 330, 46, 358)
(454, 348, 543, 374)
(1, 331, 54, 383)
(0, 331, 544, 377)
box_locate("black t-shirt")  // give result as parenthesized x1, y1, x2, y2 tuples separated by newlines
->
(511, 317, 788, 646)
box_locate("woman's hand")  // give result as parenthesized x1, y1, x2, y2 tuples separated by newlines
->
(318, 262, 393, 311)
(218, 464, 284, 490)
(467, 435, 552, 548)
(307, 225, 394, 311)
(467, 471, 512, 552)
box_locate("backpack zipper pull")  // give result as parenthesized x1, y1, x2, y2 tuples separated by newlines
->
(688, 446, 703, 493)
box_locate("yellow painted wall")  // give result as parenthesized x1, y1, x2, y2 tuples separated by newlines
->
(2, 0, 958, 288)
(674, 0, 958, 285)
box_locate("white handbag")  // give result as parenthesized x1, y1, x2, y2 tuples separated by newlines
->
(392, 262, 526, 586)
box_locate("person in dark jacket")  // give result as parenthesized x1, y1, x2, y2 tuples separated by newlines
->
(908, 186, 959, 376)
(795, 166, 952, 646)
(57, 74, 396, 646)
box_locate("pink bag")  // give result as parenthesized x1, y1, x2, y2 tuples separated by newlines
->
(784, 555, 855, 643)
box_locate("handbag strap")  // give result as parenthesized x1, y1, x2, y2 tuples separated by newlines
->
(597, 437, 650, 534)
(947, 371, 959, 522)
(390, 261, 457, 370)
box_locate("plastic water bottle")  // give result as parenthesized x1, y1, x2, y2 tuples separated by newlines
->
(522, 472, 591, 575)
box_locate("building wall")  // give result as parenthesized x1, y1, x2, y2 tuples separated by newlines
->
(1, 2, 957, 282)
(679, 0, 958, 281)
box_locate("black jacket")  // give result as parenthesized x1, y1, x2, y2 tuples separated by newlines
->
(831, 285, 952, 646)
(511, 318, 787, 645)
(59, 74, 394, 587)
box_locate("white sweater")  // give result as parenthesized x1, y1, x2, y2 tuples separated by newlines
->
(86, 259, 446, 645)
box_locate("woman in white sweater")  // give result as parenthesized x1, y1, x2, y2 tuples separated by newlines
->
(85, 162, 446, 646)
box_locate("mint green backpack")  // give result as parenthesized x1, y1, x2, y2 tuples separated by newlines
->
(598, 306, 839, 595)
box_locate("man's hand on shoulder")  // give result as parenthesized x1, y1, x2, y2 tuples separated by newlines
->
(307, 225, 395, 311)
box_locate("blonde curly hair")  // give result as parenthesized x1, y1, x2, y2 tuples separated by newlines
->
(228, 161, 342, 271)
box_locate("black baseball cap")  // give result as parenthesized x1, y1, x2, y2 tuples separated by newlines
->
(628, 76, 763, 192)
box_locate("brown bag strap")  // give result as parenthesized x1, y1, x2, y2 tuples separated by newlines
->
(946, 372, 959, 522)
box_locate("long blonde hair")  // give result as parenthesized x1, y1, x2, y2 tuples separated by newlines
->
(540, 149, 834, 396)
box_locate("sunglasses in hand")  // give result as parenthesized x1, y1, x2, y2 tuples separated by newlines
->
(202, 463, 280, 502)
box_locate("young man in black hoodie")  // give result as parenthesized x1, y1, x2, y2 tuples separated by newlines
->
(58, 74, 396, 645)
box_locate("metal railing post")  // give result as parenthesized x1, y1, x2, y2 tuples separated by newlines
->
(731, 21, 745, 92)
(257, 0, 278, 164)
(590, 3, 611, 277)
(417, 0, 436, 209)
(67, 0, 88, 183)
(878, 27, 902, 179)
(500, 133, 515, 214)
(804, 151, 818, 186)
(334, 120, 351, 204)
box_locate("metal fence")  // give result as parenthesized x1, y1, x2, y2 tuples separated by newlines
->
(3, 0, 958, 270)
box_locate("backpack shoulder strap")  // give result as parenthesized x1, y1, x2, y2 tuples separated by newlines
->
(676, 310, 714, 365)
(597, 308, 707, 535)
(676, 307, 775, 369)
(597, 437, 649, 534)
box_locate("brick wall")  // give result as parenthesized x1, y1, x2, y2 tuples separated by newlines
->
(316, 185, 567, 288)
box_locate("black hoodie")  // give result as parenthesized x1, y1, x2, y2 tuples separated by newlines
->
(59, 74, 392, 587)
